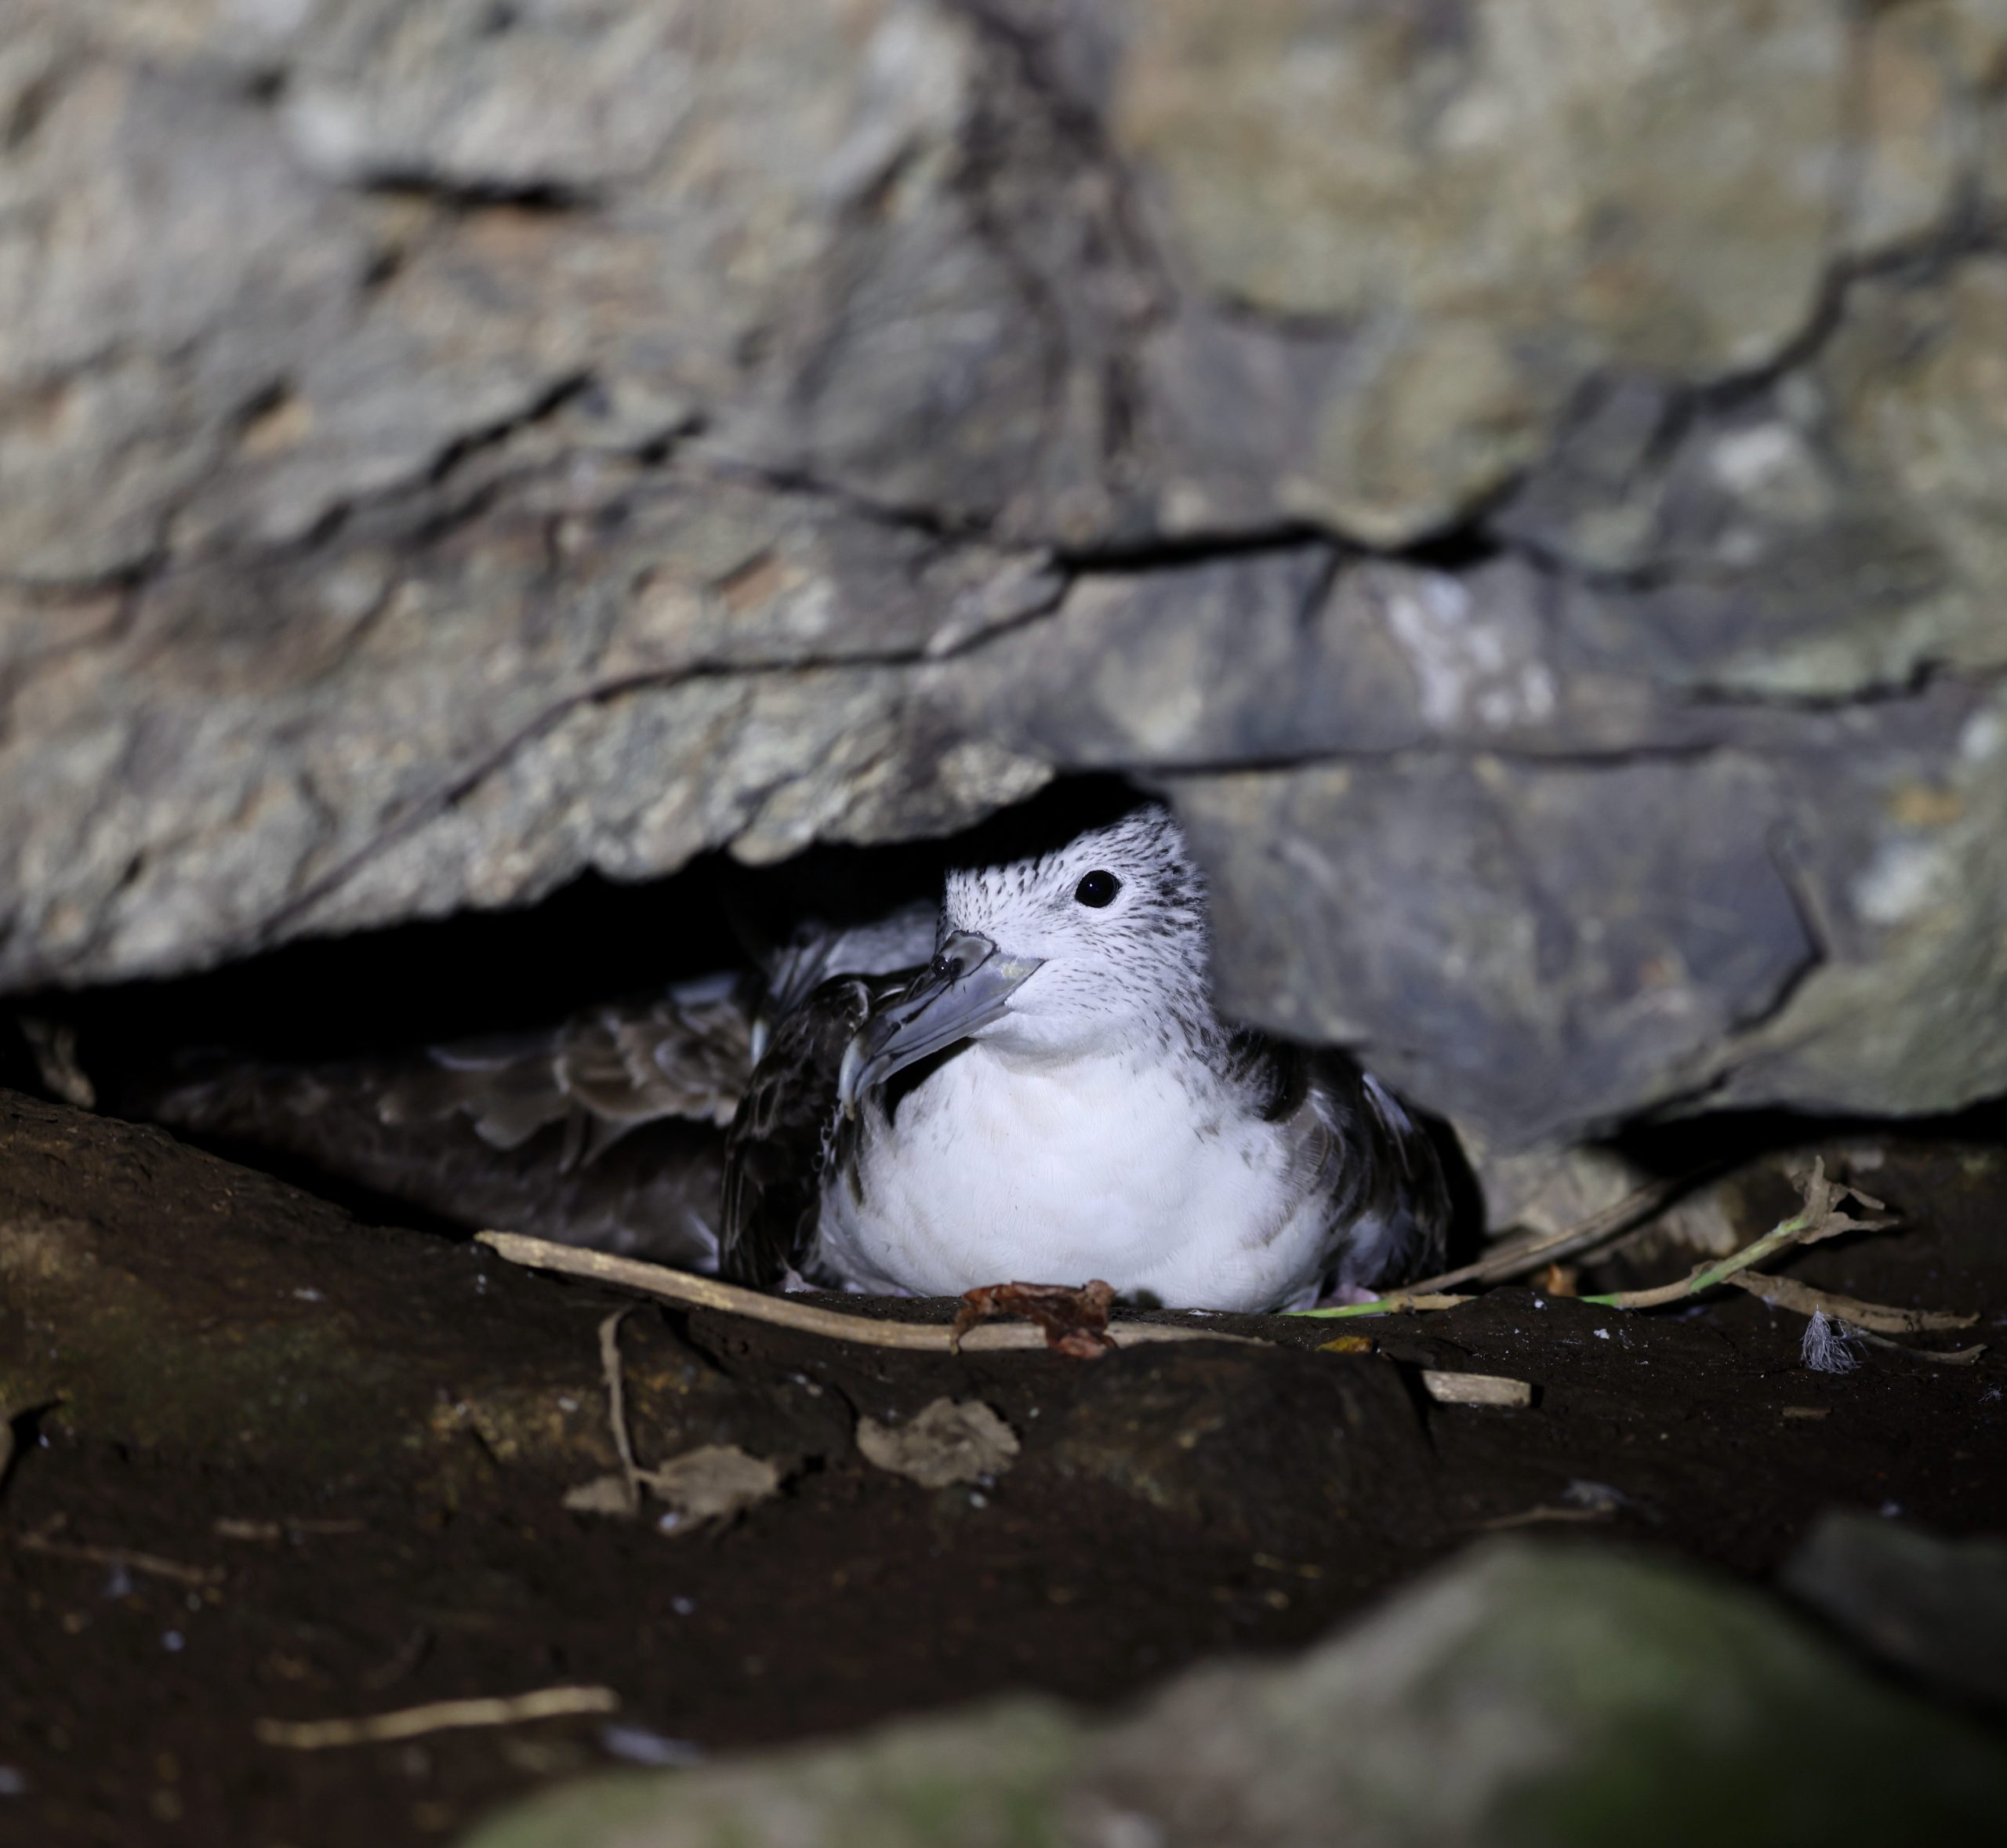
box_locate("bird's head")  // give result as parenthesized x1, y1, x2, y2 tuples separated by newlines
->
(838, 804, 1213, 1107)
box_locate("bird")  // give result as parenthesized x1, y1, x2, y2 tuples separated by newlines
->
(722, 802, 1450, 1312)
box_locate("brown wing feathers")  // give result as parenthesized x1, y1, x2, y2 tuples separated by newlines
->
(720, 974, 903, 1287)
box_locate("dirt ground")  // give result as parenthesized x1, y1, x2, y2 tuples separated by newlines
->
(2, 1091, 2004, 1848)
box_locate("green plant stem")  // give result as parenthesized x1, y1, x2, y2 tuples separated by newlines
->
(1578, 1206, 1817, 1310)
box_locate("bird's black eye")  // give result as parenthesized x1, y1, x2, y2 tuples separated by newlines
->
(1074, 870, 1120, 908)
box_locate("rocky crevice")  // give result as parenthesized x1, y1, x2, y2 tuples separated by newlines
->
(4, 0, 2006, 1167)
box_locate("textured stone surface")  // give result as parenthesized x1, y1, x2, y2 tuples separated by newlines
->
(3, 0, 2007, 1167)
(1106, 0, 1850, 543)
(1784, 1512, 2007, 1714)
(1173, 752, 1820, 1147)
(461, 1542, 2007, 1847)
(1177, 680, 2007, 1143)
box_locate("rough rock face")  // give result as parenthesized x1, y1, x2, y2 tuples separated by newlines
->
(2, 0, 2005, 1158)
(463, 1543, 2007, 1848)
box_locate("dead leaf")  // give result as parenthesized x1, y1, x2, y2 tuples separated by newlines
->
(1317, 1334, 1374, 1356)
(1533, 1263, 1579, 1297)
(855, 1399, 1019, 1488)
(953, 1280, 1116, 1358)
(638, 1446, 783, 1534)
(1795, 1157, 1895, 1244)
(562, 1473, 640, 1517)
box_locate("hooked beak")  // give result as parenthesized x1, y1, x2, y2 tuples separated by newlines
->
(837, 931, 1042, 1113)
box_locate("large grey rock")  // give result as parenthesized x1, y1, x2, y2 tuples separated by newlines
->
(1172, 753, 1818, 1148)
(1784, 1512, 2007, 1715)
(1499, 264, 2007, 699)
(457, 1541, 2007, 1847)
(1174, 679, 2007, 1144)
(3, 0, 2007, 1171)
(1103, 0, 1851, 543)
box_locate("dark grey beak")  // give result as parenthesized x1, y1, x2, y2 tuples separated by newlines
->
(837, 931, 1043, 1113)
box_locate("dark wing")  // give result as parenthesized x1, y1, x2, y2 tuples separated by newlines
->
(753, 902, 938, 1062)
(1309, 1052, 1452, 1291)
(1232, 1032, 1451, 1294)
(721, 971, 908, 1289)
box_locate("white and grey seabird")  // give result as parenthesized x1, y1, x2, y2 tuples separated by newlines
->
(722, 804, 1449, 1311)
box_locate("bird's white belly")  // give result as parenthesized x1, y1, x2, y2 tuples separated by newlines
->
(815, 1047, 1329, 1311)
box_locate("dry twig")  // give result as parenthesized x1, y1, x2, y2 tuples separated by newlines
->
(597, 1307, 644, 1516)
(16, 1516, 223, 1588)
(213, 1517, 365, 1541)
(1850, 1331, 1988, 1366)
(255, 1685, 619, 1750)
(1290, 1290, 1473, 1322)
(1399, 1173, 1694, 1294)
(1291, 1161, 1982, 1361)
(477, 1232, 1261, 1352)
(1577, 1160, 1895, 1310)
(1722, 1270, 1977, 1335)
(1479, 1505, 1614, 1530)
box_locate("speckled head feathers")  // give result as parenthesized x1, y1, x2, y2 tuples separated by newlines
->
(939, 803, 1216, 1057)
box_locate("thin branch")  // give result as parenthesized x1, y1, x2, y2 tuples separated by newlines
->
(255, 1685, 619, 1750)
(16, 1519, 223, 1588)
(477, 1233, 1263, 1351)
(1287, 1173, 1700, 1320)
(1723, 1269, 1977, 1335)
(1292, 1161, 1970, 1344)
(1579, 1159, 1893, 1309)
(596, 1308, 643, 1516)
(1288, 1291, 1473, 1322)
(1401, 1173, 1695, 1294)
(1850, 1331, 1987, 1366)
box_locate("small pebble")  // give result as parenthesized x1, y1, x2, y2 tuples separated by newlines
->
(0, 1768, 27, 1798)
(162, 1631, 185, 1653)
(599, 1726, 701, 1769)
(671, 1596, 695, 1616)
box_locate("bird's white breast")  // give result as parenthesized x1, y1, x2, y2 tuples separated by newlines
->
(814, 1043, 1332, 1311)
